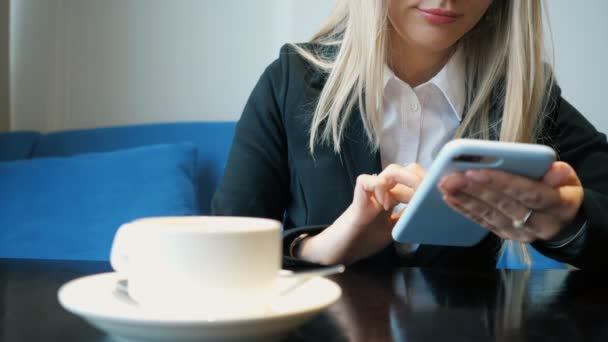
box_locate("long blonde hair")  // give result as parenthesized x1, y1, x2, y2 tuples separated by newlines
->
(292, 0, 555, 267)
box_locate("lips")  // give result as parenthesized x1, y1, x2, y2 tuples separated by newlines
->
(417, 8, 462, 25)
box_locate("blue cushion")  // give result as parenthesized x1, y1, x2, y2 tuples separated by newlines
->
(496, 243, 566, 269)
(31, 122, 235, 214)
(0, 131, 41, 161)
(0, 143, 198, 260)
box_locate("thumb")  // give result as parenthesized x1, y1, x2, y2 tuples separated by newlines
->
(541, 161, 574, 187)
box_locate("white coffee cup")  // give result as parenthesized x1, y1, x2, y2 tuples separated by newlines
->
(110, 216, 282, 317)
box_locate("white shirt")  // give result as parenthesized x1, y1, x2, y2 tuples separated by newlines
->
(380, 49, 465, 170)
(380, 50, 465, 256)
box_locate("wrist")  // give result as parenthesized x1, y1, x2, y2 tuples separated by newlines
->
(542, 207, 587, 248)
(298, 231, 339, 265)
(340, 204, 369, 235)
(299, 211, 360, 265)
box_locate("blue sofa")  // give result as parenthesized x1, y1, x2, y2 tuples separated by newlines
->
(1, 122, 235, 261)
(0, 122, 564, 268)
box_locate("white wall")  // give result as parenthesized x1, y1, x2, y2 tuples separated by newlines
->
(548, 0, 608, 131)
(0, 0, 8, 132)
(10, 0, 334, 132)
(9, 0, 608, 134)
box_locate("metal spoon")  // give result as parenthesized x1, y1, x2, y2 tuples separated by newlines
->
(277, 264, 345, 295)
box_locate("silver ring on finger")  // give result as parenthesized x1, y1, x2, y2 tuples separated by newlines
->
(512, 209, 533, 230)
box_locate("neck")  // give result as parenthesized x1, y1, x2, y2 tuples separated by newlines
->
(388, 31, 453, 88)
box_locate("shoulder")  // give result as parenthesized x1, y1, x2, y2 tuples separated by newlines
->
(263, 43, 334, 92)
(241, 43, 333, 133)
(537, 77, 562, 144)
(277, 42, 337, 68)
(540, 77, 607, 153)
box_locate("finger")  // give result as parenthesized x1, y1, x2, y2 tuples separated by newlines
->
(355, 174, 386, 210)
(388, 184, 415, 204)
(405, 163, 427, 179)
(554, 184, 585, 225)
(368, 183, 416, 211)
(379, 164, 424, 190)
(446, 191, 513, 232)
(361, 174, 393, 211)
(457, 179, 563, 239)
(541, 163, 584, 227)
(541, 161, 581, 187)
(461, 180, 530, 220)
(442, 194, 511, 240)
(390, 206, 407, 221)
(464, 169, 562, 210)
(444, 192, 534, 243)
(438, 172, 467, 195)
(374, 180, 390, 211)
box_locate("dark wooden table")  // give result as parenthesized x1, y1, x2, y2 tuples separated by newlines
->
(1, 258, 607, 341)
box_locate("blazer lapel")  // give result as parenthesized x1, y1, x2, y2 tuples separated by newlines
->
(305, 45, 382, 187)
(340, 107, 382, 188)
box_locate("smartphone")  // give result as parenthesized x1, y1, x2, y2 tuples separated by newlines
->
(391, 139, 556, 247)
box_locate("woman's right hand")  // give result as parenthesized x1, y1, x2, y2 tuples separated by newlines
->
(298, 163, 426, 265)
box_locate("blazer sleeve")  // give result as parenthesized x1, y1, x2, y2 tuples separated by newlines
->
(211, 47, 290, 221)
(532, 89, 608, 270)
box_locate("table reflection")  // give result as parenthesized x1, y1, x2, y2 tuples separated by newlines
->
(325, 265, 608, 342)
(2, 259, 607, 341)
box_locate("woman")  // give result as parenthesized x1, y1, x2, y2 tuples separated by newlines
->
(212, 0, 608, 269)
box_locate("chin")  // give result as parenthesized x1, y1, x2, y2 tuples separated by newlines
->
(409, 25, 460, 50)
(414, 38, 458, 54)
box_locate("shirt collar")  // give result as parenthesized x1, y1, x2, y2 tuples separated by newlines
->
(383, 48, 465, 121)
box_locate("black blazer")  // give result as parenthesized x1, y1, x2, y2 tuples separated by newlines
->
(212, 44, 608, 270)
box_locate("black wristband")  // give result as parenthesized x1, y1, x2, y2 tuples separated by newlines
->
(542, 208, 587, 249)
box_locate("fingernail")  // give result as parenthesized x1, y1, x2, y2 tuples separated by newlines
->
(442, 175, 467, 193)
(382, 193, 389, 211)
(438, 185, 451, 195)
(439, 176, 452, 189)
(466, 170, 490, 183)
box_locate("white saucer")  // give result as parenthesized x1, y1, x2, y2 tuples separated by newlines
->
(58, 272, 341, 342)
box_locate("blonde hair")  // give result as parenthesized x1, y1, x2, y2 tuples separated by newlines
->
(493, 269, 530, 339)
(292, 0, 555, 267)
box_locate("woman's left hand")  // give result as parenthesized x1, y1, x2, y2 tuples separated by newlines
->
(438, 161, 584, 243)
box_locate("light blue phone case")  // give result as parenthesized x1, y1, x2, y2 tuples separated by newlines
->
(391, 139, 556, 246)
